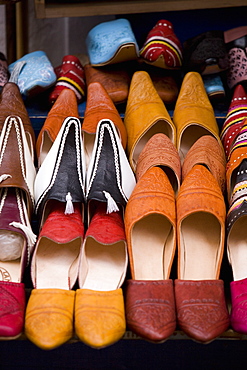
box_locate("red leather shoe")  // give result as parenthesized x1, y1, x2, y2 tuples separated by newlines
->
(139, 20, 183, 69)
(220, 84, 247, 160)
(49, 55, 86, 104)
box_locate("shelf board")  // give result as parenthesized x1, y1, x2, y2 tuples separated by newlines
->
(34, 0, 247, 19)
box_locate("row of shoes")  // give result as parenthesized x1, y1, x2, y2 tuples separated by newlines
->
(3, 19, 247, 109)
(0, 65, 246, 350)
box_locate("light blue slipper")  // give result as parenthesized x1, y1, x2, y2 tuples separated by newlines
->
(8, 50, 56, 98)
(86, 18, 139, 66)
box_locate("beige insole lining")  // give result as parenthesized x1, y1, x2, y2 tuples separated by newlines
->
(179, 212, 221, 280)
(80, 237, 127, 291)
(35, 237, 81, 289)
(0, 232, 24, 283)
(131, 214, 174, 280)
(228, 216, 247, 281)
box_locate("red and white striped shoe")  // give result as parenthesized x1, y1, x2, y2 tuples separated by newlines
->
(139, 20, 183, 69)
(49, 55, 86, 104)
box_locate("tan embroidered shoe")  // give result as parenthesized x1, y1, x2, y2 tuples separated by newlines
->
(124, 166, 176, 342)
(75, 289, 125, 349)
(124, 71, 176, 172)
(175, 164, 229, 343)
(136, 133, 181, 194)
(173, 72, 221, 164)
(182, 135, 226, 194)
(25, 289, 75, 350)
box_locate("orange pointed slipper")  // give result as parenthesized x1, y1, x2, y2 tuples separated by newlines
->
(124, 71, 176, 171)
(124, 167, 176, 342)
(36, 88, 79, 166)
(173, 72, 221, 164)
(182, 135, 226, 194)
(136, 133, 181, 194)
(82, 81, 127, 167)
(175, 164, 229, 343)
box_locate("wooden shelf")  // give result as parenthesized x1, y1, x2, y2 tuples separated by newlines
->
(34, 0, 247, 19)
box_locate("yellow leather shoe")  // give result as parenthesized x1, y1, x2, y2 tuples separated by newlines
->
(75, 288, 125, 349)
(25, 289, 75, 350)
(173, 71, 221, 164)
(124, 70, 176, 171)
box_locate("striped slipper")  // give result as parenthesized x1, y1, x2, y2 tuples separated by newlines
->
(139, 20, 183, 69)
(220, 84, 247, 160)
(49, 55, 86, 104)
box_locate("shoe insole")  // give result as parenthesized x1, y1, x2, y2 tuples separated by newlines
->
(133, 120, 173, 168)
(131, 214, 174, 280)
(81, 238, 126, 291)
(179, 125, 214, 164)
(228, 215, 247, 281)
(35, 237, 81, 289)
(179, 212, 221, 280)
(83, 132, 95, 170)
(92, 43, 138, 67)
(0, 232, 24, 283)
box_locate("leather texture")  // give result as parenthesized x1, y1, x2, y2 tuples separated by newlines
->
(220, 84, 247, 160)
(8, 51, 56, 98)
(35, 116, 86, 226)
(173, 71, 221, 164)
(226, 118, 247, 203)
(139, 19, 183, 69)
(0, 115, 36, 217)
(86, 119, 136, 213)
(0, 281, 25, 339)
(135, 133, 181, 194)
(86, 18, 139, 66)
(84, 63, 131, 105)
(36, 88, 79, 167)
(124, 70, 176, 171)
(182, 135, 226, 194)
(177, 164, 226, 280)
(175, 279, 230, 343)
(0, 82, 35, 158)
(125, 279, 176, 342)
(82, 81, 127, 150)
(25, 288, 75, 350)
(148, 69, 179, 104)
(75, 288, 126, 349)
(230, 278, 247, 334)
(125, 166, 176, 280)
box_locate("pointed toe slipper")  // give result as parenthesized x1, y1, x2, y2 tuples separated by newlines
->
(220, 84, 247, 160)
(139, 20, 183, 69)
(75, 202, 127, 348)
(173, 72, 221, 164)
(182, 135, 226, 194)
(124, 166, 177, 342)
(82, 81, 127, 168)
(86, 119, 136, 216)
(86, 18, 139, 66)
(0, 82, 36, 159)
(25, 289, 75, 350)
(75, 288, 126, 349)
(175, 164, 229, 342)
(124, 71, 176, 171)
(36, 88, 80, 167)
(136, 133, 181, 194)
